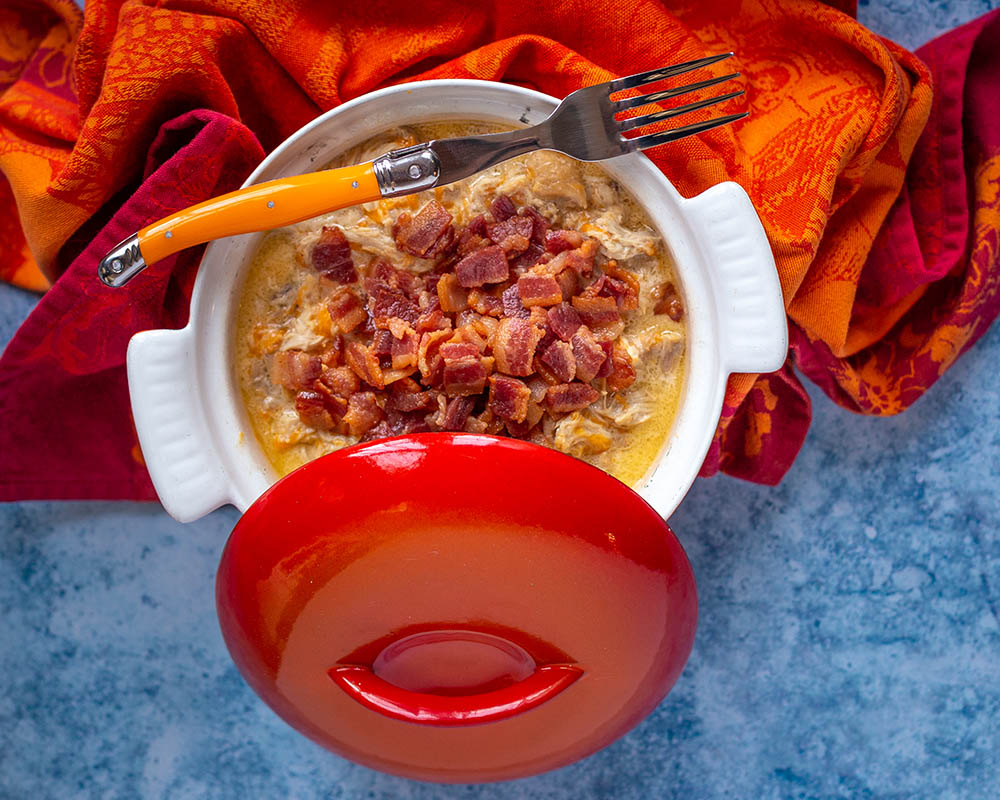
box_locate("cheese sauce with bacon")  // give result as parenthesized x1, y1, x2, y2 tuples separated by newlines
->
(234, 123, 686, 486)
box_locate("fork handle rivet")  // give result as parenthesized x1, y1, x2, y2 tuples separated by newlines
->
(352, 180, 359, 189)
(164, 231, 172, 239)
(267, 200, 275, 208)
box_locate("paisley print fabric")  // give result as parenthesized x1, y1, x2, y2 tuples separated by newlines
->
(0, 0, 998, 499)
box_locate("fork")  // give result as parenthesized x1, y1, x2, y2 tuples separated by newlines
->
(99, 53, 745, 287)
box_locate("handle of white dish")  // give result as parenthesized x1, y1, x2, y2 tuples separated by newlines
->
(683, 182, 788, 374)
(127, 327, 232, 523)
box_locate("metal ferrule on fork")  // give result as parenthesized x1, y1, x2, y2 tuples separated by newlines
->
(372, 144, 441, 197)
(99, 234, 146, 288)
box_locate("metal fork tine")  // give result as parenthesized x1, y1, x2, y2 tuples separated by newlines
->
(613, 73, 740, 113)
(606, 53, 735, 94)
(624, 112, 749, 152)
(617, 90, 745, 132)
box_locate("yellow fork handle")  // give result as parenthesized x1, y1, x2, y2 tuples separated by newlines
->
(98, 162, 381, 286)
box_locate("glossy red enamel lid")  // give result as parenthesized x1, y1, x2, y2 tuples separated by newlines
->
(216, 434, 697, 783)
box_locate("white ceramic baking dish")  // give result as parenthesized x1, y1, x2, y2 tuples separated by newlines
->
(126, 79, 787, 523)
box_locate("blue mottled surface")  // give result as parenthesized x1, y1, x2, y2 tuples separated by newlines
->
(3, 4, 1000, 798)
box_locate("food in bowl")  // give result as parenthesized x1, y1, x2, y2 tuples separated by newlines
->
(234, 122, 686, 485)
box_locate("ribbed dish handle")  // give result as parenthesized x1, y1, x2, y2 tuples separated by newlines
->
(127, 327, 231, 522)
(683, 182, 788, 374)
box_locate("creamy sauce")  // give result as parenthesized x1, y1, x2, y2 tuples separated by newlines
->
(234, 122, 686, 486)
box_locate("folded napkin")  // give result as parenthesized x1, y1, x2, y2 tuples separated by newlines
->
(1, 0, 998, 501)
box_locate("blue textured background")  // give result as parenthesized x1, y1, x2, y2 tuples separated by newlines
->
(2, 3, 999, 798)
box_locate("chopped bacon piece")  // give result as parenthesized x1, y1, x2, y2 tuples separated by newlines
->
(436, 273, 468, 313)
(541, 340, 576, 383)
(311, 384, 349, 418)
(387, 317, 412, 340)
(602, 261, 641, 311)
(654, 281, 684, 321)
(443, 358, 491, 397)
(389, 378, 434, 412)
(361, 409, 431, 442)
(529, 305, 551, 331)
(441, 341, 492, 396)
(545, 229, 583, 254)
(391, 331, 420, 370)
(311, 226, 357, 283)
(466, 313, 499, 340)
(527, 377, 549, 404)
(440, 341, 480, 361)
(295, 390, 337, 430)
(555, 267, 579, 300)
(487, 215, 533, 254)
(369, 259, 396, 285)
(520, 206, 550, 245)
(571, 327, 608, 382)
(571, 293, 620, 328)
(589, 318, 626, 342)
(533, 356, 562, 385)
(414, 306, 452, 333)
(394, 201, 454, 258)
(345, 341, 385, 389)
(463, 415, 488, 434)
(546, 382, 600, 413)
(468, 215, 488, 237)
(538, 238, 597, 276)
(490, 194, 517, 221)
(317, 365, 360, 398)
(597, 340, 614, 378)
(606, 345, 636, 392)
(468, 288, 505, 317)
(455, 245, 509, 287)
(546, 303, 583, 341)
(418, 329, 451, 382)
(488, 375, 531, 422)
(502, 284, 530, 318)
(394, 268, 423, 299)
(270, 350, 321, 392)
(510, 242, 546, 272)
(492, 317, 545, 377)
(441, 396, 476, 431)
(518, 274, 562, 307)
(369, 284, 419, 328)
(504, 418, 535, 438)
(328, 288, 367, 334)
(320, 336, 344, 368)
(372, 330, 394, 357)
(456, 229, 490, 256)
(451, 324, 487, 351)
(343, 391, 385, 437)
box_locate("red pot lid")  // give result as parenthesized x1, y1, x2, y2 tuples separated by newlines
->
(216, 433, 696, 783)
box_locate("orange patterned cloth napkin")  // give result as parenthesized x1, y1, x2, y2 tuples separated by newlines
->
(1, 0, 999, 500)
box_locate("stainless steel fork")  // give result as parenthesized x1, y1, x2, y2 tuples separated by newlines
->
(99, 53, 745, 287)
(399, 52, 746, 192)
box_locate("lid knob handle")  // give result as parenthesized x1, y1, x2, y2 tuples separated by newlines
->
(329, 663, 583, 726)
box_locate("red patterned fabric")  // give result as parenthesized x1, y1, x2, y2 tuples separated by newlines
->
(1, 0, 999, 502)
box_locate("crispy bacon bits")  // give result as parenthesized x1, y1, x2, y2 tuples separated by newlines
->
(455, 245, 509, 287)
(271, 350, 321, 392)
(394, 200, 454, 258)
(653, 281, 684, 321)
(488, 375, 531, 422)
(311, 226, 357, 283)
(270, 194, 648, 443)
(518, 274, 563, 308)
